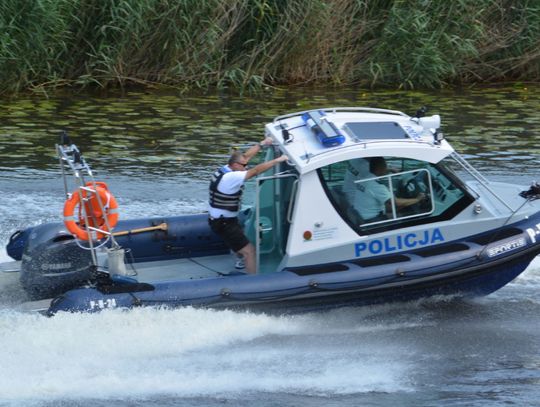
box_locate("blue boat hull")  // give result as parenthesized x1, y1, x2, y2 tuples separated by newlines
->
(10, 210, 540, 314)
(47, 244, 539, 315)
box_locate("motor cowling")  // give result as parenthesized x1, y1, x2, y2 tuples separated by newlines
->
(20, 223, 94, 300)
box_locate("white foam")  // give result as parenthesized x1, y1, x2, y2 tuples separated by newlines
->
(0, 307, 413, 402)
(0, 190, 61, 262)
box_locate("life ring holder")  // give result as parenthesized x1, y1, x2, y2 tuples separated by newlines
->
(63, 181, 119, 241)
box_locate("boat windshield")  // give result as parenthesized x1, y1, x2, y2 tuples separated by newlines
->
(318, 156, 474, 234)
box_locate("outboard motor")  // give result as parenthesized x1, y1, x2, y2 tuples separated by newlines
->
(20, 223, 94, 300)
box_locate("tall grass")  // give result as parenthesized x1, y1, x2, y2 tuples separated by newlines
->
(0, 0, 538, 94)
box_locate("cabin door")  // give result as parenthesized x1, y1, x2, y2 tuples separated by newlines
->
(255, 173, 298, 273)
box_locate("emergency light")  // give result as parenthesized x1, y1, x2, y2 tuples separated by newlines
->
(301, 110, 345, 147)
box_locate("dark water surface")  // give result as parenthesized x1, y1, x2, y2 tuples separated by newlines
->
(0, 86, 539, 406)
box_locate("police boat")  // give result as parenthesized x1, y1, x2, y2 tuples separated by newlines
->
(4, 107, 540, 315)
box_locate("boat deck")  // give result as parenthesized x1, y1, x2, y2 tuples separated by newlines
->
(0, 254, 239, 297)
(122, 254, 240, 283)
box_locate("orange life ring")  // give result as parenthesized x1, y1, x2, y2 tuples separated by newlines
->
(63, 182, 119, 240)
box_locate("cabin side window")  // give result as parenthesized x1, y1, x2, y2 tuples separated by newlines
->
(318, 157, 472, 234)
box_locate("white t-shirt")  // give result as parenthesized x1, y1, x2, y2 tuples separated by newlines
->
(354, 178, 392, 220)
(343, 159, 370, 201)
(208, 167, 248, 218)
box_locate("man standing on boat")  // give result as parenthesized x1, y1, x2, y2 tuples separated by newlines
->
(208, 138, 288, 274)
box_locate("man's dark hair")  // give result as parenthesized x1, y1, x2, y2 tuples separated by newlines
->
(369, 157, 387, 174)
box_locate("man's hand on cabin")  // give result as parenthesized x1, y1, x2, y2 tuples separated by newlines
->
(260, 137, 273, 147)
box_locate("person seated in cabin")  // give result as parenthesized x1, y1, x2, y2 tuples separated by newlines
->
(339, 158, 371, 222)
(353, 157, 426, 223)
(343, 158, 370, 202)
(208, 138, 288, 274)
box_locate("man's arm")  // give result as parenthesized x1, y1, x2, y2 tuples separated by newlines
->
(385, 193, 426, 212)
(396, 193, 426, 209)
(244, 137, 273, 161)
(245, 155, 289, 180)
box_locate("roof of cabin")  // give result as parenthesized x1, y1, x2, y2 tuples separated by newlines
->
(265, 107, 455, 175)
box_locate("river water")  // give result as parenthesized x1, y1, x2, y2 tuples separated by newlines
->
(0, 86, 539, 406)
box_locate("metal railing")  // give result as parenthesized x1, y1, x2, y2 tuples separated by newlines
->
(273, 107, 410, 123)
(450, 152, 513, 211)
(56, 133, 120, 266)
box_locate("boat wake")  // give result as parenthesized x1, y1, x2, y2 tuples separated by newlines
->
(0, 305, 416, 402)
(1, 275, 538, 404)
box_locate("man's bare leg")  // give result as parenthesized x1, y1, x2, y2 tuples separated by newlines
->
(237, 243, 256, 274)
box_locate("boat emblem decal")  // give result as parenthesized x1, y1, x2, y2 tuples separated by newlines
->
(303, 227, 338, 242)
(354, 228, 445, 257)
(487, 238, 526, 257)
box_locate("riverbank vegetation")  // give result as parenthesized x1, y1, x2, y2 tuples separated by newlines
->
(0, 0, 538, 94)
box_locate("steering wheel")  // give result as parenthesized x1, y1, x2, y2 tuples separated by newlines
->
(397, 172, 431, 213)
(397, 171, 426, 198)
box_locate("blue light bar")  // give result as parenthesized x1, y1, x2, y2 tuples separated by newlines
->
(301, 110, 345, 147)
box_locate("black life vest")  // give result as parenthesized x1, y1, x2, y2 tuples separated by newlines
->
(208, 166, 244, 212)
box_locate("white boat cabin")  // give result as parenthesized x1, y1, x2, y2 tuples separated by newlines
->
(239, 107, 494, 273)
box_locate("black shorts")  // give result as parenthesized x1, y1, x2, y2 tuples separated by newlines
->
(208, 217, 250, 252)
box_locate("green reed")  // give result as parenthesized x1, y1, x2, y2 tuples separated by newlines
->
(0, 0, 538, 95)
